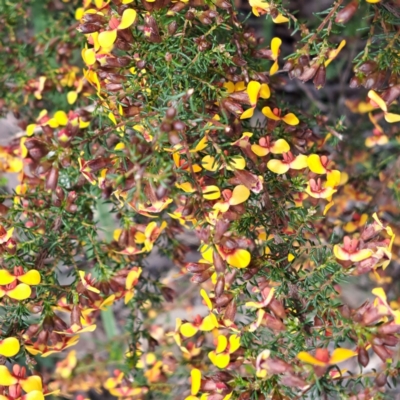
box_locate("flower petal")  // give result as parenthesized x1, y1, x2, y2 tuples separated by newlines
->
(98, 29, 117, 48)
(247, 81, 261, 106)
(329, 348, 357, 364)
(191, 368, 201, 396)
(18, 270, 41, 285)
(297, 351, 327, 367)
(270, 138, 290, 154)
(368, 90, 387, 112)
(203, 185, 221, 200)
(267, 159, 289, 174)
(229, 185, 250, 206)
(118, 8, 137, 30)
(21, 375, 43, 393)
(216, 335, 228, 353)
(349, 249, 374, 262)
(259, 84, 271, 99)
(384, 112, 400, 123)
(251, 144, 269, 157)
(180, 323, 198, 337)
(226, 249, 251, 269)
(282, 113, 299, 126)
(307, 154, 326, 174)
(229, 334, 240, 353)
(7, 283, 31, 300)
(0, 270, 15, 285)
(240, 107, 255, 120)
(202, 155, 220, 171)
(270, 60, 279, 76)
(0, 337, 20, 357)
(262, 106, 280, 120)
(289, 154, 308, 170)
(271, 37, 282, 58)
(0, 366, 18, 386)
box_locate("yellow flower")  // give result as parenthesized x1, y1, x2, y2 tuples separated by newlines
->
(267, 151, 307, 174)
(262, 106, 299, 125)
(270, 37, 282, 75)
(248, 0, 289, 23)
(208, 334, 241, 368)
(240, 81, 270, 119)
(297, 348, 357, 367)
(368, 90, 400, 123)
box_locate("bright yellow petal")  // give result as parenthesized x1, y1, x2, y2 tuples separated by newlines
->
(118, 8, 137, 29)
(67, 91, 78, 105)
(223, 82, 235, 93)
(384, 112, 400, 123)
(202, 155, 220, 171)
(24, 391, 45, 400)
(180, 323, 198, 338)
(270, 138, 290, 154)
(54, 111, 68, 126)
(228, 156, 246, 170)
(200, 314, 218, 331)
(329, 348, 357, 364)
(98, 30, 117, 48)
(18, 270, 41, 285)
(229, 334, 240, 353)
(247, 81, 261, 106)
(261, 106, 280, 120)
(229, 185, 250, 205)
(259, 84, 270, 99)
(289, 154, 308, 170)
(368, 90, 387, 112)
(349, 249, 373, 262)
(282, 113, 299, 126)
(200, 289, 213, 311)
(307, 154, 326, 174)
(215, 353, 230, 368)
(0, 337, 20, 357)
(251, 144, 269, 157)
(297, 351, 327, 367)
(191, 368, 201, 395)
(267, 159, 289, 174)
(203, 185, 221, 200)
(333, 245, 350, 261)
(0, 366, 18, 386)
(226, 249, 251, 269)
(272, 14, 289, 23)
(7, 283, 31, 300)
(271, 37, 282, 58)
(82, 48, 96, 66)
(21, 375, 43, 392)
(0, 270, 15, 285)
(216, 335, 228, 353)
(240, 107, 255, 120)
(270, 60, 279, 76)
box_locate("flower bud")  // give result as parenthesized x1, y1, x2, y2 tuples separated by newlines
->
(78, 23, 102, 34)
(45, 167, 59, 191)
(224, 300, 237, 322)
(357, 346, 369, 367)
(356, 60, 377, 75)
(313, 64, 326, 89)
(335, 0, 358, 24)
(161, 286, 176, 302)
(191, 270, 213, 283)
(213, 250, 226, 274)
(375, 372, 387, 387)
(214, 293, 233, 307)
(168, 21, 178, 35)
(215, 275, 225, 297)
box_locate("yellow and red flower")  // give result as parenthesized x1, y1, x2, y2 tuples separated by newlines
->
(208, 334, 241, 368)
(267, 151, 307, 174)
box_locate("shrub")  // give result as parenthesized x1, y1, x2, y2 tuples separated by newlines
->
(0, 0, 400, 398)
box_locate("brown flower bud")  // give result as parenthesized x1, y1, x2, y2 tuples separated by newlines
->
(168, 1, 188, 14)
(186, 262, 211, 273)
(313, 64, 326, 89)
(214, 293, 233, 307)
(191, 270, 213, 283)
(375, 372, 387, 387)
(213, 250, 226, 274)
(357, 347, 369, 367)
(335, 0, 358, 24)
(224, 300, 237, 322)
(282, 59, 295, 72)
(349, 75, 362, 88)
(161, 286, 176, 302)
(168, 21, 178, 35)
(372, 344, 393, 362)
(299, 64, 319, 82)
(78, 23, 102, 34)
(253, 48, 273, 60)
(214, 0, 231, 9)
(83, 13, 106, 24)
(268, 299, 286, 319)
(298, 55, 310, 66)
(215, 275, 225, 297)
(45, 167, 59, 191)
(357, 60, 377, 75)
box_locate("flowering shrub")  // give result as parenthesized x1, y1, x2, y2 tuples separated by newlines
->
(1, 0, 400, 398)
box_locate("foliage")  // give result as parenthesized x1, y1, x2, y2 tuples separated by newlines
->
(0, 0, 400, 399)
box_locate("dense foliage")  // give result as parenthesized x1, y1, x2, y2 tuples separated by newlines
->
(1, 0, 400, 398)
